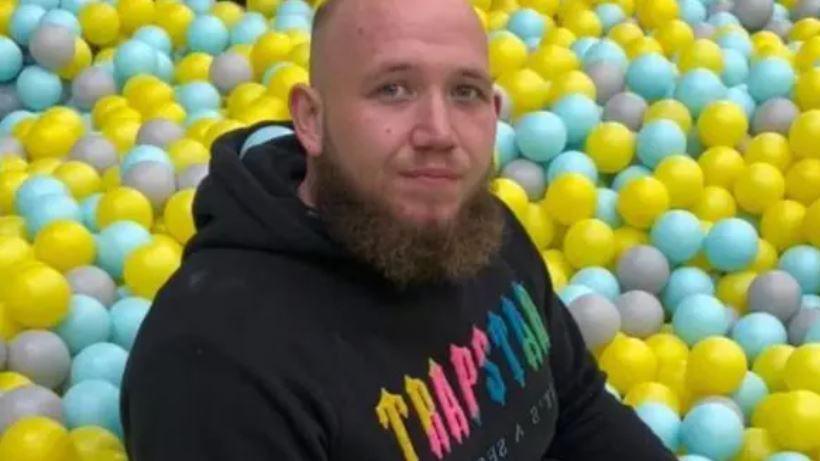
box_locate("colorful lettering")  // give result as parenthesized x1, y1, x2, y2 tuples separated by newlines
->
(501, 297, 544, 371)
(471, 326, 489, 366)
(405, 376, 451, 459)
(514, 283, 551, 355)
(429, 360, 470, 444)
(487, 311, 526, 388)
(376, 389, 419, 461)
(472, 326, 507, 405)
(450, 345, 480, 424)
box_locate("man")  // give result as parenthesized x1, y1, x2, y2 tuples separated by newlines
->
(121, 0, 676, 459)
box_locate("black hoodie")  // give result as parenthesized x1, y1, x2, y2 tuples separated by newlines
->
(121, 121, 676, 461)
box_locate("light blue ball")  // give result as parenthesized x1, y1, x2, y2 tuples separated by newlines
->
(547, 150, 598, 184)
(240, 125, 294, 157)
(109, 297, 150, 351)
(681, 403, 744, 461)
(24, 193, 81, 238)
(626, 53, 676, 102)
(507, 8, 545, 41)
(62, 379, 122, 437)
(766, 453, 812, 461)
(679, 0, 707, 25)
(70, 342, 128, 387)
(570, 267, 621, 301)
(708, 11, 741, 27)
(595, 3, 626, 33)
(9, 4, 46, 46)
(717, 32, 753, 57)
(53, 295, 111, 356)
(805, 319, 820, 343)
(726, 86, 757, 119)
(559, 284, 595, 306)
(15, 65, 63, 111)
(176, 81, 221, 114)
(772, 3, 789, 20)
(113, 40, 158, 83)
(273, 13, 311, 32)
(595, 187, 622, 228)
(154, 52, 174, 83)
(747, 58, 795, 103)
(552, 94, 601, 147)
(495, 121, 519, 169)
(0, 110, 35, 134)
(95, 221, 152, 280)
(60, 0, 94, 14)
(679, 456, 713, 461)
(651, 210, 704, 266)
(20, 0, 59, 8)
(778, 246, 820, 295)
(731, 312, 788, 361)
(637, 120, 687, 168)
(515, 111, 567, 163)
(15, 175, 70, 215)
(121, 145, 172, 176)
(731, 371, 769, 423)
(704, 218, 759, 272)
(662, 267, 715, 315)
(571, 37, 599, 60)
(721, 49, 750, 87)
(230, 13, 269, 46)
(115, 285, 132, 301)
(803, 294, 820, 310)
(40, 9, 81, 36)
(79, 193, 101, 232)
(187, 15, 229, 55)
(184, 109, 222, 127)
(583, 38, 628, 71)
(277, 0, 312, 16)
(635, 403, 681, 452)
(675, 68, 728, 117)
(184, 0, 213, 14)
(134, 25, 173, 56)
(612, 165, 651, 191)
(673, 294, 730, 346)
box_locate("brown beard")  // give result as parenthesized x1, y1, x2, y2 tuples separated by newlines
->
(312, 139, 504, 288)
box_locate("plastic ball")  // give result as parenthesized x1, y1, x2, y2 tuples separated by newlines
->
(551, 94, 601, 147)
(778, 246, 820, 295)
(721, 48, 751, 87)
(650, 210, 704, 265)
(62, 379, 122, 437)
(164, 188, 195, 245)
(70, 425, 126, 461)
(543, 173, 597, 225)
(32, 220, 94, 273)
(95, 221, 152, 280)
(681, 402, 745, 460)
(804, 200, 820, 248)
(4, 258, 72, 328)
(600, 335, 657, 394)
(569, 266, 619, 300)
(14, 175, 68, 216)
(15, 66, 63, 111)
(69, 342, 127, 387)
(564, 219, 615, 268)
(746, 132, 792, 172)
(123, 237, 180, 299)
(187, 15, 229, 56)
(0, 384, 63, 434)
(53, 294, 110, 356)
(617, 177, 670, 229)
(506, 8, 545, 41)
(547, 150, 598, 184)
(761, 200, 806, 251)
(175, 81, 221, 115)
(585, 60, 626, 105)
(766, 453, 812, 461)
(673, 294, 731, 345)
(67, 135, 117, 174)
(28, 24, 74, 72)
(753, 344, 795, 392)
(784, 159, 819, 206)
(602, 91, 647, 131)
(80, 195, 101, 236)
(746, 58, 795, 104)
(703, 218, 759, 271)
(78, 3, 119, 47)
(635, 403, 681, 451)
(0, 36, 23, 83)
(209, 51, 253, 94)
(497, 68, 550, 117)
(697, 100, 749, 148)
(731, 312, 789, 362)
(498, 159, 543, 201)
(135, 120, 183, 150)
(585, 122, 636, 173)
(7, 330, 70, 389)
(566, 293, 621, 350)
(104, 297, 148, 352)
(675, 68, 728, 117)
(121, 161, 176, 212)
(615, 291, 665, 338)
(655, 155, 704, 209)
(559, 283, 595, 306)
(789, 110, 820, 160)
(755, 390, 820, 453)
(0, 416, 76, 461)
(749, 98, 797, 137)
(96, 187, 153, 231)
(595, 187, 623, 228)
(662, 267, 714, 315)
(617, 245, 671, 294)
(782, 343, 820, 394)
(9, 4, 47, 47)
(636, 120, 687, 169)
(625, 53, 676, 102)
(731, 0, 774, 31)
(65, 266, 116, 308)
(644, 332, 689, 369)
(788, 308, 820, 345)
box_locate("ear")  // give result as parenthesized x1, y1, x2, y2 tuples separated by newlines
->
(290, 83, 323, 158)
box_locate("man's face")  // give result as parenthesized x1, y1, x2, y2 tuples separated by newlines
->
(314, 0, 499, 229)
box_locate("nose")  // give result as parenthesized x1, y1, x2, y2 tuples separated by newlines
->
(409, 91, 456, 152)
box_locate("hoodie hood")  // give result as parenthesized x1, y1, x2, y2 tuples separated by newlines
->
(184, 121, 343, 261)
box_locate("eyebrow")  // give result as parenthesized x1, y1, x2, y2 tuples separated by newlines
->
(364, 62, 492, 86)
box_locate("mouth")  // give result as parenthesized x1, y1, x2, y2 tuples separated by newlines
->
(400, 168, 461, 185)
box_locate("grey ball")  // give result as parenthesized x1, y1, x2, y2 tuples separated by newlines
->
(28, 24, 75, 71)
(617, 245, 671, 295)
(693, 22, 717, 39)
(792, 0, 820, 19)
(69, 134, 118, 173)
(121, 161, 177, 211)
(0, 135, 24, 157)
(748, 270, 802, 323)
(603, 91, 647, 132)
(176, 163, 209, 190)
(752, 97, 799, 135)
(585, 61, 626, 105)
(136, 119, 184, 148)
(7, 331, 71, 390)
(567, 293, 622, 350)
(615, 290, 665, 338)
(65, 266, 117, 308)
(0, 385, 63, 433)
(732, 0, 774, 31)
(694, 396, 745, 425)
(209, 52, 253, 94)
(500, 159, 546, 201)
(0, 340, 6, 371)
(70, 66, 117, 111)
(788, 308, 820, 345)
(494, 84, 513, 122)
(709, 0, 735, 14)
(0, 85, 22, 119)
(764, 19, 793, 39)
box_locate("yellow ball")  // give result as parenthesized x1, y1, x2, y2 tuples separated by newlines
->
(0, 157, 29, 174)
(489, 33, 528, 78)
(745, 132, 792, 172)
(699, 146, 745, 189)
(496, 68, 551, 118)
(636, 0, 678, 30)
(0, 0, 14, 35)
(784, 344, 820, 393)
(211, 1, 244, 27)
(585, 122, 635, 173)
(790, 17, 820, 41)
(53, 161, 102, 200)
(101, 119, 141, 153)
(608, 22, 644, 48)
(154, 2, 194, 48)
(145, 102, 187, 124)
(227, 82, 267, 117)
(70, 426, 126, 461)
(563, 219, 615, 268)
(617, 177, 669, 229)
(123, 77, 173, 117)
(547, 70, 596, 105)
(2, 261, 70, 328)
(41, 107, 84, 137)
(288, 42, 310, 69)
(91, 95, 128, 129)
(646, 333, 689, 366)
(528, 44, 580, 81)
(654, 155, 704, 209)
(247, 0, 279, 16)
(12, 118, 35, 140)
(750, 238, 778, 273)
(236, 96, 289, 124)
(624, 381, 681, 415)
(752, 30, 785, 55)
(678, 38, 724, 73)
(734, 162, 786, 214)
(0, 417, 77, 461)
(0, 371, 31, 392)
(544, 260, 568, 291)
(202, 119, 245, 148)
(543, 248, 574, 279)
(101, 166, 120, 192)
(599, 335, 658, 395)
(23, 120, 79, 160)
(79, 3, 120, 47)
(0, 301, 22, 341)
(717, 270, 756, 312)
(492, 177, 529, 222)
(0, 216, 26, 240)
(543, 173, 597, 226)
(117, 0, 154, 34)
(563, 8, 602, 38)
(612, 226, 649, 264)
(0, 171, 29, 214)
(124, 240, 181, 299)
(519, 0, 559, 14)
(753, 344, 795, 392)
(757, 390, 820, 453)
(653, 19, 694, 58)
(697, 100, 748, 148)
(251, 31, 293, 77)
(734, 428, 778, 461)
(644, 99, 692, 134)
(0, 235, 33, 274)
(686, 336, 747, 395)
(174, 52, 213, 84)
(266, 64, 308, 101)
(27, 159, 62, 176)
(795, 68, 820, 110)
(186, 118, 219, 144)
(795, 36, 820, 72)
(626, 36, 665, 59)
(785, 158, 820, 206)
(789, 109, 820, 159)
(804, 199, 820, 247)
(33, 220, 96, 273)
(57, 37, 92, 80)
(542, 27, 577, 48)
(97, 187, 153, 230)
(760, 200, 806, 251)
(524, 203, 555, 250)
(167, 138, 209, 172)
(486, 10, 509, 31)
(164, 189, 196, 245)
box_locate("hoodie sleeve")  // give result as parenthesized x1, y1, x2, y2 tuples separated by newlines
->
(122, 336, 332, 461)
(543, 292, 677, 460)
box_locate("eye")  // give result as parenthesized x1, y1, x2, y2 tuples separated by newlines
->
(452, 84, 486, 102)
(375, 83, 412, 101)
